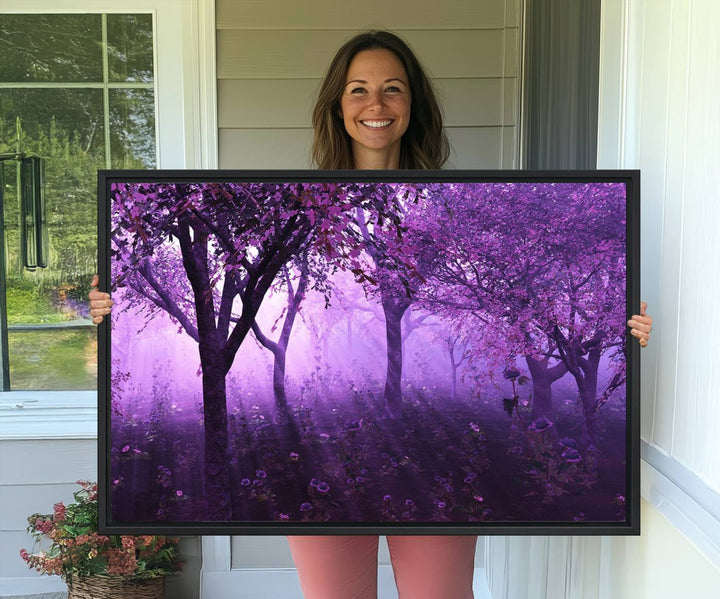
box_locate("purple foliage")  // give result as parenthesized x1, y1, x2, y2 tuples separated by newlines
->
(109, 181, 629, 524)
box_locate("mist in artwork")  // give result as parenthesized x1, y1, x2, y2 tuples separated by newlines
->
(108, 180, 629, 525)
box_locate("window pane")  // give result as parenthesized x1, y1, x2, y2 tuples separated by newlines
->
(0, 13, 156, 391)
(0, 14, 102, 82)
(0, 89, 106, 161)
(8, 329, 97, 390)
(1, 89, 103, 389)
(107, 14, 154, 83)
(110, 89, 156, 168)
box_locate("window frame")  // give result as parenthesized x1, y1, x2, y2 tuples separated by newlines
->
(0, 0, 217, 440)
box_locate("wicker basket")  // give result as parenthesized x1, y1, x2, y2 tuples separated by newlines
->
(67, 575, 165, 599)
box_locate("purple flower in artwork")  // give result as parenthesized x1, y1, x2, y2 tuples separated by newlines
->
(558, 437, 577, 448)
(528, 416, 553, 432)
(473, 495, 484, 503)
(176, 490, 183, 497)
(464, 472, 477, 484)
(347, 478, 355, 485)
(383, 495, 392, 502)
(469, 422, 481, 433)
(437, 501, 446, 509)
(310, 478, 319, 487)
(355, 476, 364, 483)
(300, 502, 313, 512)
(444, 483, 454, 493)
(316, 482, 330, 494)
(289, 452, 299, 461)
(405, 499, 415, 507)
(256, 470, 267, 479)
(278, 513, 290, 520)
(240, 478, 251, 486)
(561, 448, 582, 463)
(122, 445, 130, 453)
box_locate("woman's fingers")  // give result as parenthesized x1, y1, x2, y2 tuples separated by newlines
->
(627, 307, 653, 348)
(89, 274, 113, 324)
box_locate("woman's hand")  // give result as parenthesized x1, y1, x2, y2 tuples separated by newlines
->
(89, 274, 113, 324)
(627, 301, 652, 347)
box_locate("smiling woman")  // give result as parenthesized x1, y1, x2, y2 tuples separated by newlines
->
(339, 49, 412, 169)
(310, 30, 448, 171)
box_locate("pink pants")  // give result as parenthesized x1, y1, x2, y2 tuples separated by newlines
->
(287, 535, 477, 599)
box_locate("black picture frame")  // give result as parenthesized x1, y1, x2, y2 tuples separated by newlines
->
(98, 169, 640, 536)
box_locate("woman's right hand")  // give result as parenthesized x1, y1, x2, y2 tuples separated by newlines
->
(89, 274, 113, 324)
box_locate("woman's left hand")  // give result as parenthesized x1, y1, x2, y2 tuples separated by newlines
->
(627, 301, 653, 347)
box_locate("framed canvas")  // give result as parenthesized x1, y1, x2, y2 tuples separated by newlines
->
(97, 170, 640, 535)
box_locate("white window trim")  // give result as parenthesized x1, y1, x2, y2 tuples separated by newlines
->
(0, 0, 218, 441)
(642, 443, 720, 567)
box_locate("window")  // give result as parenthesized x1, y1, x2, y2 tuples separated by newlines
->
(0, 13, 156, 390)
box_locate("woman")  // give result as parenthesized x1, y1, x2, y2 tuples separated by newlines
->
(90, 31, 653, 599)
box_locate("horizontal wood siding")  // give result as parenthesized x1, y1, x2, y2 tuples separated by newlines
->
(217, 0, 517, 30)
(0, 439, 96, 580)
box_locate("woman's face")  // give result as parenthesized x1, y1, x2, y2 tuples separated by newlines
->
(340, 48, 411, 168)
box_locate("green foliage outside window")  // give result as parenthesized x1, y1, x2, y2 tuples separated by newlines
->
(0, 13, 155, 390)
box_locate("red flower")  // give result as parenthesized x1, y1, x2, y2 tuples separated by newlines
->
(53, 503, 66, 522)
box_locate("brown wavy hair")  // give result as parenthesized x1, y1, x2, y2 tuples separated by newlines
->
(311, 31, 449, 170)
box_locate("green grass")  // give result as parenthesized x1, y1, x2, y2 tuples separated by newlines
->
(9, 329, 97, 390)
(6, 286, 71, 325)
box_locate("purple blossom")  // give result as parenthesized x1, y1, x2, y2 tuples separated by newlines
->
(317, 482, 330, 494)
(240, 478, 251, 486)
(300, 502, 313, 512)
(561, 448, 582, 463)
(528, 416, 553, 432)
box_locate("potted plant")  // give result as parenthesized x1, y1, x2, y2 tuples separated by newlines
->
(20, 480, 182, 599)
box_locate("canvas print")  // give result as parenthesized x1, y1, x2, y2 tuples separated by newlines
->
(100, 172, 638, 533)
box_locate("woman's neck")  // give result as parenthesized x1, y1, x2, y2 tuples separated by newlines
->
(351, 143, 401, 170)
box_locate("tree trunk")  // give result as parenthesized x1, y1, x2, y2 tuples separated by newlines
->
(382, 297, 409, 417)
(578, 346, 601, 451)
(200, 356, 231, 520)
(272, 347, 289, 421)
(450, 363, 458, 401)
(526, 356, 567, 417)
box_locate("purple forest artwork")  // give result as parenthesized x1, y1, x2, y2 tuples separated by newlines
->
(104, 176, 634, 531)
